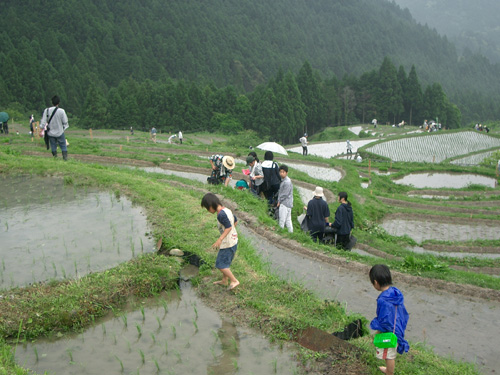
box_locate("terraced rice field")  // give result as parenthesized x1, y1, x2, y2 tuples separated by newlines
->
(365, 131, 500, 162)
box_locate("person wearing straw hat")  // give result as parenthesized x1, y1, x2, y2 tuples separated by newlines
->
(210, 154, 235, 187)
(304, 186, 330, 242)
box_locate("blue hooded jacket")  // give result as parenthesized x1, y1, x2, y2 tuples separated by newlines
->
(370, 286, 410, 354)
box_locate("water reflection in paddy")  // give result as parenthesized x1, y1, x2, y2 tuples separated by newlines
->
(16, 279, 297, 375)
(0, 175, 155, 289)
(393, 172, 497, 189)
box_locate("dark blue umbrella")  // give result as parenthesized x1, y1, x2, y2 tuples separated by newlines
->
(0, 112, 9, 123)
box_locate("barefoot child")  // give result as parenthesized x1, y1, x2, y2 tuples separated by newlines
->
(369, 264, 409, 375)
(201, 193, 240, 290)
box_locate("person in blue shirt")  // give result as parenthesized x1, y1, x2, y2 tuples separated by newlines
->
(369, 264, 410, 375)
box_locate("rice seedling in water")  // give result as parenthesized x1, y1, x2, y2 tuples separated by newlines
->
(171, 325, 176, 339)
(136, 323, 142, 337)
(192, 318, 198, 333)
(193, 304, 198, 320)
(232, 359, 239, 371)
(174, 350, 182, 363)
(154, 357, 161, 372)
(211, 329, 219, 343)
(140, 237, 144, 252)
(61, 266, 66, 278)
(164, 341, 168, 355)
(139, 349, 145, 364)
(114, 355, 124, 372)
(74, 260, 78, 276)
(113, 333, 117, 345)
(272, 358, 278, 373)
(140, 305, 145, 321)
(230, 336, 238, 352)
(121, 314, 128, 327)
(161, 300, 168, 314)
(150, 332, 156, 343)
(66, 348, 73, 363)
(33, 346, 38, 362)
(156, 316, 162, 329)
(52, 262, 57, 276)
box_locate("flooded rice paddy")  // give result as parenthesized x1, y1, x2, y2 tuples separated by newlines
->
(381, 217, 500, 244)
(286, 162, 342, 182)
(0, 175, 155, 289)
(393, 172, 497, 189)
(16, 278, 297, 375)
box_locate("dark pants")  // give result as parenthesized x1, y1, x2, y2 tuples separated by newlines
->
(302, 146, 308, 155)
(310, 231, 324, 243)
(336, 234, 350, 249)
(264, 184, 280, 205)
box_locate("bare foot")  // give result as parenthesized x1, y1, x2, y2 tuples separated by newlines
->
(228, 281, 240, 290)
(378, 366, 387, 374)
(213, 280, 228, 286)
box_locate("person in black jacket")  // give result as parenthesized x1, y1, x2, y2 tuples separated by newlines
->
(332, 191, 354, 249)
(261, 151, 281, 205)
(304, 186, 330, 242)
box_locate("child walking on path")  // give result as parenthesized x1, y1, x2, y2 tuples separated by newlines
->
(369, 264, 409, 375)
(277, 165, 294, 232)
(201, 193, 240, 290)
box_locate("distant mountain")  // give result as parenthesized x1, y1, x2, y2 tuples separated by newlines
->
(1, 0, 500, 124)
(391, 0, 500, 63)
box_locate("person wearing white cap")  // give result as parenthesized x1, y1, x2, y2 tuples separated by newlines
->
(209, 154, 235, 187)
(304, 186, 330, 242)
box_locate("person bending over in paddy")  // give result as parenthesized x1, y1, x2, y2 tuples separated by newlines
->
(201, 193, 240, 290)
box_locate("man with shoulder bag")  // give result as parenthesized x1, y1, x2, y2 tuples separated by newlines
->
(40, 95, 69, 160)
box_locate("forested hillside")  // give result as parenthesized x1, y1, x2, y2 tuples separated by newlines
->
(1, 0, 499, 127)
(392, 0, 500, 64)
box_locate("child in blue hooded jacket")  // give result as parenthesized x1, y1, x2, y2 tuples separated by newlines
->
(369, 264, 409, 375)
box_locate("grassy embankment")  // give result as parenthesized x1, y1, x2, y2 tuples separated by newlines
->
(0, 140, 482, 374)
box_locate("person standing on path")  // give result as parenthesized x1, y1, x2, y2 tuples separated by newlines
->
(40, 95, 69, 160)
(369, 264, 410, 375)
(201, 193, 240, 290)
(277, 165, 293, 232)
(346, 140, 353, 155)
(332, 191, 354, 249)
(304, 186, 330, 242)
(299, 133, 308, 156)
(178, 130, 183, 144)
(151, 127, 157, 143)
(246, 155, 264, 196)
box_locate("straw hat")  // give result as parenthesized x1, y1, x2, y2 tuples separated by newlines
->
(313, 186, 324, 197)
(222, 155, 235, 170)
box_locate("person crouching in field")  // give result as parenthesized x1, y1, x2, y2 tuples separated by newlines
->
(369, 264, 409, 375)
(201, 193, 240, 290)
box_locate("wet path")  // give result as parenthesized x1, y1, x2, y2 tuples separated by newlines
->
(238, 224, 500, 374)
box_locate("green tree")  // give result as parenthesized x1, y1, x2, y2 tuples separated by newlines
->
(377, 57, 404, 124)
(404, 65, 423, 125)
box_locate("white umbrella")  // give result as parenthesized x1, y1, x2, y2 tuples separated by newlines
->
(256, 142, 288, 156)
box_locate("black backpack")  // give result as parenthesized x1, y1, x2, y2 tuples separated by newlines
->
(261, 162, 280, 192)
